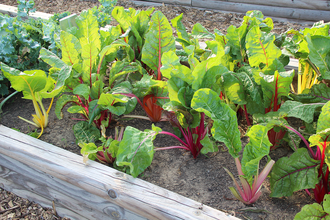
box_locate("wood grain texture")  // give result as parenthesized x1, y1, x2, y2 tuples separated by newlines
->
(201, 0, 330, 10)
(192, 0, 330, 21)
(146, 0, 192, 6)
(0, 125, 239, 220)
(0, 4, 52, 19)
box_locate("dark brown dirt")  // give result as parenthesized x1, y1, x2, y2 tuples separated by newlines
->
(0, 1, 316, 219)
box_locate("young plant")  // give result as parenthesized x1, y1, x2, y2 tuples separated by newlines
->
(115, 122, 214, 177)
(79, 126, 124, 164)
(0, 62, 63, 138)
(191, 88, 275, 204)
(269, 101, 330, 204)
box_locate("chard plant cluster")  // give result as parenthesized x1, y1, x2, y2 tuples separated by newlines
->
(1, 4, 330, 218)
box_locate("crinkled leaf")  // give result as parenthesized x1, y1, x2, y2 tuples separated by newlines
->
(246, 25, 281, 68)
(55, 94, 79, 119)
(191, 23, 214, 39)
(260, 70, 294, 108)
(116, 126, 157, 177)
(88, 99, 102, 124)
(306, 35, 330, 80)
(270, 148, 320, 197)
(59, 31, 81, 66)
(200, 135, 218, 155)
(316, 101, 330, 133)
(98, 93, 127, 115)
(171, 13, 190, 47)
(73, 121, 101, 144)
(241, 125, 272, 178)
(226, 24, 248, 61)
(1, 64, 46, 95)
(141, 11, 176, 76)
(221, 71, 246, 105)
(39, 47, 67, 69)
(278, 100, 324, 123)
(191, 88, 241, 158)
(73, 84, 90, 100)
(160, 51, 192, 83)
(67, 105, 86, 114)
(76, 10, 101, 81)
(294, 194, 330, 220)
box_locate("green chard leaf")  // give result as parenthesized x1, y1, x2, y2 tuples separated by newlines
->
(246, 25, 281, 68)
(73, 121, 101, 144)
(59, 30, 81, 66)
(191, 88, 241, 158)
(278, 100, 324, 123)
(116, 126, 159, 177)
(76, 10, 101, 82)
(260, 70, 294, 109)
(294, 194, 330, 220)
(55, 94, 80, 119)
(226, 24, 248, 62)
(270, 148, 320, 197)
(241, 124, 272, 179)
(171, 13, 190, 47)
(306, 35, 330, 80)
(97, 93, 131, 116)
(141, 11, 176, 79)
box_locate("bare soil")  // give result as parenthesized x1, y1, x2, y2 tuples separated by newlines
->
(0, 0, 316, 219)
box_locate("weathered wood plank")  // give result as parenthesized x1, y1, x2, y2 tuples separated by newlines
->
(192, 0, 330, 21)
(0, 4, 52, 19)
(193, 0, 330, 10)
(0, 154, 145, 220)
(0, 125, 238, 220)
(146, 0, 192, 6)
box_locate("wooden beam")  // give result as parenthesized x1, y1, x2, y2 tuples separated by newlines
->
(0, 4, 52, 20)
(191, 0, 330, 21)
(146, 0, 192, 6)
(0, 125, 239, 220)
(198, 0, 330, 11)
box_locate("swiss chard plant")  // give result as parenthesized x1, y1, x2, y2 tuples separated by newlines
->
(282, 21, 330, 95)
(204, 10, 295, 149)
(40, 10, 137, 141)
(191, 88, 275, 204)
(171, 13, 215, 63)
(111, 7, 175, 122)
(79, 126, 124, 164)
(269, 101, 330, 205)
(294, 194, 330, 219)
(0, 62, 64, 138)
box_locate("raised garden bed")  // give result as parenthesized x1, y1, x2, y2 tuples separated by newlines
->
(1, 1, 330, 219)
(0, 124, 237, 219)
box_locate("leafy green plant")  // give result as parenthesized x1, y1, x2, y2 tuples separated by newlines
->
(269, 101, 330, 204)
(294, 194, 330, 219)
(191, 88, 275, 204)
(111, 7, 175, 122)
(201, 10, 294, 149)
(0, 62, 63, 138)
(40, 10, 137, 141)
(79, 126, 124, 164)
(283, 21, 330, 95)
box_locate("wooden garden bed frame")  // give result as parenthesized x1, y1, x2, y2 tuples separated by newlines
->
(0, 125, 239, 219)
(0, 2, 305, 219)
(135, 0, 330, 21)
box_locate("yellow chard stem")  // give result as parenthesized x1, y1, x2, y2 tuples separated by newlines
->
(301, 62, 309, 93)
(18, 116, 39, 127)
(298, 61, 302, 94)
